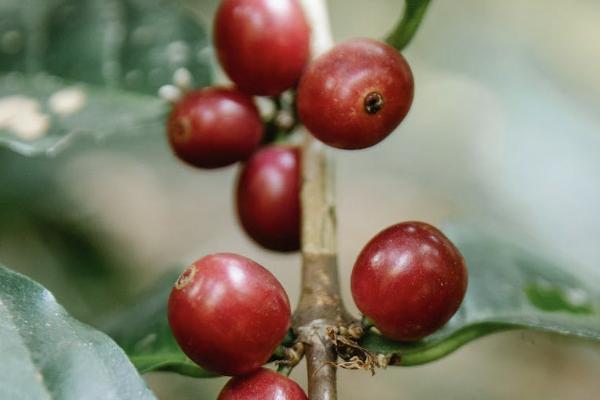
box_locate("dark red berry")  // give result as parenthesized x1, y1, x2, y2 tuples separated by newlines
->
(167, 87, 263, 168)
(218, 368, 307, 400)
(214, 0, 310, 96)
(168, 253, 291, 375)
(236, 145, 301, 252)
(351, 222, 468, 341)
(297, 38, 414, 149)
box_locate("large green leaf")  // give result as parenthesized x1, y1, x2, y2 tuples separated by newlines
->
(0, 0, 212, 156)
(361, 226, 600, 366)
(103, 269, 217, 378)
(0, 264, 156, 399)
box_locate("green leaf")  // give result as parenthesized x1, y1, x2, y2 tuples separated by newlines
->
(104, 270, 217, 378)
(0, 73, 166, 155)
(361, 226, 600, 366)
(385, 0, 432, 51)
(0, 0, 212, 156)
(0, 264, 156, 400)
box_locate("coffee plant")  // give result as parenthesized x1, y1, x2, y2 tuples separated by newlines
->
(1, 0, 599, 399)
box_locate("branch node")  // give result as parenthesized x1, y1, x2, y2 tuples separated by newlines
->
(324, 321, 388, 376)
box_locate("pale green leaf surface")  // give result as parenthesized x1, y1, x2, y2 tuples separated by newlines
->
(0, 264, 157, 400)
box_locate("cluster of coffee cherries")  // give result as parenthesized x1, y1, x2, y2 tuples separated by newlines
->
(165, 0, 467, 398)
(167, 0, 415, 253)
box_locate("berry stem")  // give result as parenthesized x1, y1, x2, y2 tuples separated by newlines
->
(385, 0, 432, 51)
(294, 1, 349, 399)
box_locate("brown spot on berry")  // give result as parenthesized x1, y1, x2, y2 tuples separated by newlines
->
(170, 117, 192, 142)
(175, 265, 196, 290)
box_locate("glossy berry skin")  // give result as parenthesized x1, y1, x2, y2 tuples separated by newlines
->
(236, 146, 301, 252)
(297, 38, 414, 149)
(168, 253, 291, 376)
(218, 368, 308, 400)
(167, 87, 263, 169)
(214, 0, 310, 96)
(351, 222, 468, 341)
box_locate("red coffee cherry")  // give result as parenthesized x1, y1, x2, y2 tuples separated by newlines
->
(218, 368, 307, 400)
(168, 253, 291, 375)
(351, 222, 468, 341)
(236, 145, 301, 252)
(297, 38, 414, 149)
(167, 87, 263, 168)
(214, 0, 310, 96)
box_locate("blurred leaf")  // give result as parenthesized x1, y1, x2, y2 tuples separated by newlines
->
(0, 150, 133, 321)
(0, 0, 212, 156)
(361, 226, 600, 366)
(0, 74, 166, 156)
(104, 269, 217, 378)
(385, 0, 431, 51)
(0, 264, 156, 400)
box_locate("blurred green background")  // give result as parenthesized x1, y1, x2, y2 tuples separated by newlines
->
(1, 0, 600, 399)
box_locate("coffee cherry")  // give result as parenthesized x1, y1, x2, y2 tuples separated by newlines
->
(297, 38, 414, 149)
(168, 253, 291, 375)
(167, 87, 263, 169)
(236, 146, 301, 252)
(351, 222, 468, 341)
(218, 368, 307, 400)
(214, 0, 310, 96)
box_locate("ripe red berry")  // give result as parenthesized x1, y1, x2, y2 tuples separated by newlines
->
(236, 146, 301, 252)
(168, 253, 291, 375)
(297, 38, 414, 150)
(351, 222, 468, 341)
(214, 0, 310, 96)
(218, 368, 308, 400)
(167, 87, 263, 169)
